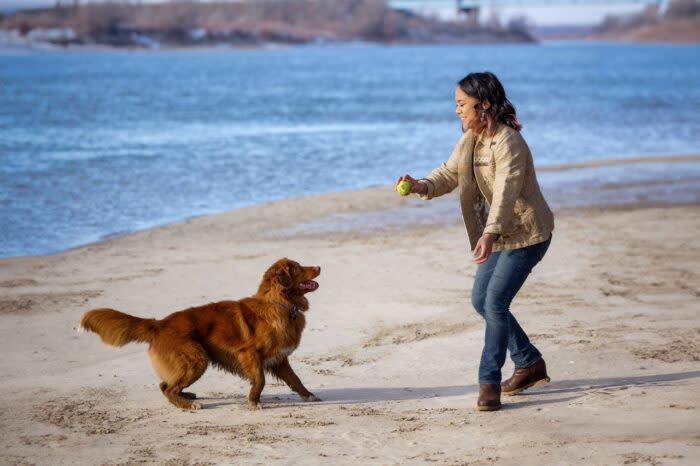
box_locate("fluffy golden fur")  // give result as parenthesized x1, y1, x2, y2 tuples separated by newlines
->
(79, 258, 321, 409)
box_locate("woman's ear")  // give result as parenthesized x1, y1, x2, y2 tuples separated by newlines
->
(482, 100, 491, 110)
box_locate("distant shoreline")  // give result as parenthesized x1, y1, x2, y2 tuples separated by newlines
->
(0, 34, 536, 53)
(2, 36, 698, 55)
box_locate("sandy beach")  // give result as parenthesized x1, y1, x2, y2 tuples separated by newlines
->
(1, 168, 699, 465)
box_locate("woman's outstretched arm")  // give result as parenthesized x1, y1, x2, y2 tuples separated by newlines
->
(396, 132, 471, 199)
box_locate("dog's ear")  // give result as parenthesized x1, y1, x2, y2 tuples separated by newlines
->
(265, 262, 293, 292)
(259, 259, 295, 298)
(274, 267, 293, 289)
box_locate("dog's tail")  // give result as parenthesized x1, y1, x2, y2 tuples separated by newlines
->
(79, 308, 159, 348)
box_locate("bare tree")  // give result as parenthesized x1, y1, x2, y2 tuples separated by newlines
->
(507, 15, 531, 35)
(664, 0, 700, 18)
(487, 9, 503, 31)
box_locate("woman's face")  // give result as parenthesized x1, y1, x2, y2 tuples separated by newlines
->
(455, 86, 486, 133)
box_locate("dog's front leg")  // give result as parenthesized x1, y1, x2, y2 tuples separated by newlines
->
(242, 353, 265, 409)
(269, 357, 321, 402)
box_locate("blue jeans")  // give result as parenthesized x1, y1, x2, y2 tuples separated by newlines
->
(471, 235, 551, 384)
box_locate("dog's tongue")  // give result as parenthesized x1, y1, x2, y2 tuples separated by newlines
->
(299, 280, 319, 291)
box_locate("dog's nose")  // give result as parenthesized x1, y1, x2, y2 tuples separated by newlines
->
(312, 266, 321, 275)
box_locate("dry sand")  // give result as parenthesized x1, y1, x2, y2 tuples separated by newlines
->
(1, 178, 699, 465)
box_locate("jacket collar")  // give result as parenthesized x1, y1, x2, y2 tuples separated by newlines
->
(475, 123, 501, 147)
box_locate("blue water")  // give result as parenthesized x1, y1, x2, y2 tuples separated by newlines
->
(1, 42, 699, 257)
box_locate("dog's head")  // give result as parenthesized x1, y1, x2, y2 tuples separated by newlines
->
(257, 258, 321, 310)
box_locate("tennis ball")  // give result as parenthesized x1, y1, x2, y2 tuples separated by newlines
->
(397, 180, 412, 196)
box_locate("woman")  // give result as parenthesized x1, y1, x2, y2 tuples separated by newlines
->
(396, 72, 554, 412)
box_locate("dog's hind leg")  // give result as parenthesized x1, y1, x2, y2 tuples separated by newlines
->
(149, 342, 208, 409)
(159, 382, 197, 400)
(268, 357, 320, 402)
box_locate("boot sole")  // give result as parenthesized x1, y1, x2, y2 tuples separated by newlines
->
(502, 376, 550, 396)
(477, 404, 502, 412)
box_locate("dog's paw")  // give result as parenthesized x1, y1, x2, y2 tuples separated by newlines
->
(303, 394, 321, 402)
(248, 402, 263, 410)
(181, 401, 202, 411)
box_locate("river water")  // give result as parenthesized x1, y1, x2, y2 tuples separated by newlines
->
(1, 41, 698, 256)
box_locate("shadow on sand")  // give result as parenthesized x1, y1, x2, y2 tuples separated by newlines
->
(201, 370, 700, 410)
(518, 370, 700, 397)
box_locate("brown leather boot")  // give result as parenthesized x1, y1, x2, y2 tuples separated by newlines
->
(501, 358, 550, 396)
(477, 383, 501, 411)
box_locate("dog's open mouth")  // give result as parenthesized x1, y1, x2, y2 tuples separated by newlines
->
(299, 280, 319, 291)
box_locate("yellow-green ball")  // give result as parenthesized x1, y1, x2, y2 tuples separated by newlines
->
(397, 180, 412, 196)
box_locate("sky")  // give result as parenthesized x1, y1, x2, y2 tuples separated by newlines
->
(0, 0, 648, 26)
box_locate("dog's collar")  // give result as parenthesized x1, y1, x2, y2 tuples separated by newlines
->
(274, 302, 303, 320)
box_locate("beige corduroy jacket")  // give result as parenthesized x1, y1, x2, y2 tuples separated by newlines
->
(419, 123, 554, 252)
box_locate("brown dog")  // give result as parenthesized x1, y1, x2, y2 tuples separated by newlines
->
(79, 258, 321, 409)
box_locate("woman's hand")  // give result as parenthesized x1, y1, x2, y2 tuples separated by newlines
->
(395, 174, 427, 195)
(473, 233, 497, 264)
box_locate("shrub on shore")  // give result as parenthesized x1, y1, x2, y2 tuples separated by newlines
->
(0, 0, 534, 47)
(592, 0, 699, 42)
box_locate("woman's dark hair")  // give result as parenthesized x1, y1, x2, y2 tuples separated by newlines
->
(458, 72, 522, 136)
